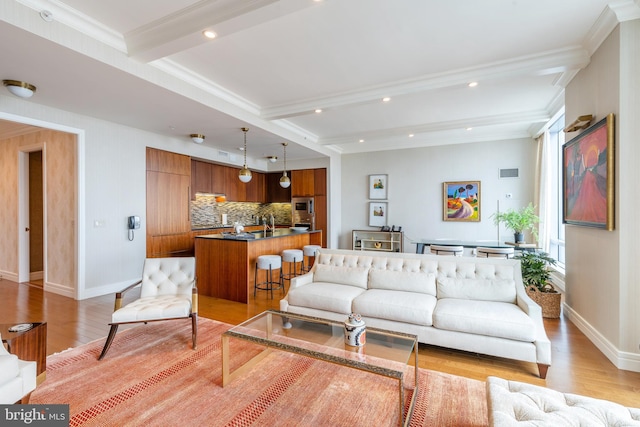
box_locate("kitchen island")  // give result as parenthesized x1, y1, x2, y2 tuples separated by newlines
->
(195, 229, 322, 303)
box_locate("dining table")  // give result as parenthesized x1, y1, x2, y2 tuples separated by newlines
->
(411, 239, 528, 254)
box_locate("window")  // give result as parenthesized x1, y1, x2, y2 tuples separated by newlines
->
(547, 115, 565, 268)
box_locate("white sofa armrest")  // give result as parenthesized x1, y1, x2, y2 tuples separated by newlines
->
(515, 284, 551, 366)
(289, 272, 314, 290)
(280, 272, 314, 312)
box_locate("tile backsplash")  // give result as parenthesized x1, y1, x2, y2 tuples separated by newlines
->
(191, 195, 291, 229)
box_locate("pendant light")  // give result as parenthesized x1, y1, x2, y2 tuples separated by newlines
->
(238, 127, 252, 183)
(279, 142, 291, 188)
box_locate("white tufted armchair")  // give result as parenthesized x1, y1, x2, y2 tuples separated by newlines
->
(0, 333, 37, 404)
(98, 257, 198, 360)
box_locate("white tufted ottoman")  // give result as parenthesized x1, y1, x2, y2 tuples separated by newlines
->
(487, 376, 640, 426)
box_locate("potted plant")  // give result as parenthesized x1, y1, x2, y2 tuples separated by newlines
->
(516, 251, 561, 318)
(491, 203, 540, 243)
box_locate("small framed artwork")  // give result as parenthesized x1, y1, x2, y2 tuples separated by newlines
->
(443, 181, 480, 222)
(368, 202, 388, 227)
(563, 113, 615, 230)
(368, 174, 388, 199)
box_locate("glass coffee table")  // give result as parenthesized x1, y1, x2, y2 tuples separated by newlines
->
(222, 310, 418, 427)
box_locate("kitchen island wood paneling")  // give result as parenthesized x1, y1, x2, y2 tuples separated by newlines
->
(195, 230, 321, 303)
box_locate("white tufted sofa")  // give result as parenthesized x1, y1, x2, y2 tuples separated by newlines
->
(487, 376, 640, 426)
(280, 248, 551, 378)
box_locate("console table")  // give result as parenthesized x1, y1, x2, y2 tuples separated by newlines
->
(1, 322, 47, 384)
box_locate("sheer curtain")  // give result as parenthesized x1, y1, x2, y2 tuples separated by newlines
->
(534, 131, 551, 253)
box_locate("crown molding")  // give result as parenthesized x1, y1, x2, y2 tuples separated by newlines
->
(585, 0, 640, 55)
(15, 0, 126, 51)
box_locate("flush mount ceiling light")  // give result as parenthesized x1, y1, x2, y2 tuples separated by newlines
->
(202, 30, 217, 39)
(279, 142, 291, 188)
(267, 156, 278, 163)
(238, 127, 252, 183)
(190, 134, 205, 144)
(3, 80, 36, 98)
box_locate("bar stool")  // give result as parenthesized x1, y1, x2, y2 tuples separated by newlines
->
(254, 255, 283, 298)
(477, 247, 515, 258)
(430, 245, 464, 256)
(281, 249, 304, 284)
(302, 245, 321, 272)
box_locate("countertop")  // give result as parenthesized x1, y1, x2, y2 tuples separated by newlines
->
(192, 224, 289, 231)
(196, 229, 320, 241)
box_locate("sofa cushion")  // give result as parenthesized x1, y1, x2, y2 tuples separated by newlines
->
(369, 269, 437, 296)
(287, 282, 366, 314)
(433, 299, 536, 342)
(436, 277, 516, 303)
(353, 289, 437, 326)
(313, 263, 370, 289)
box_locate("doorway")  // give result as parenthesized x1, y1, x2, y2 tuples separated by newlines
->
(18, 147, 45, 285)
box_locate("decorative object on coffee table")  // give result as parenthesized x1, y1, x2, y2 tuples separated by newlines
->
(516, 251, 561, 318)
(344, 313, 366, 347)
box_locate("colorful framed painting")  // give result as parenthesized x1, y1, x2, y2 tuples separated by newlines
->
(368, 202, 388, 227)
(563, 113, 615, 230)
(443, 181, 480, 222)
(368, 174, 388, 200)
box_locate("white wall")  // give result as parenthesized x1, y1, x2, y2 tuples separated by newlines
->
(564, 20, 640, 372)
(340, 138, 538, 252)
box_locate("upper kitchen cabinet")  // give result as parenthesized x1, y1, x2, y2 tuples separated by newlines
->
(266, 172, 292, 202)
(243, 171, 265, 203)
(291, 169, 315, 197)
(147, 147, 190, 175)
(191, 159, 212, 199)
(291, 168, 326, 197)
(314, 168, 326, 196)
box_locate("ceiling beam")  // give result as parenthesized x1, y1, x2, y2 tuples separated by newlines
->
(125, 0, 321, 62)
(260, 47, 590, 121)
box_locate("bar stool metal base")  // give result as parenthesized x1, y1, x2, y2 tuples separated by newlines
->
(254, 255, 283, 299)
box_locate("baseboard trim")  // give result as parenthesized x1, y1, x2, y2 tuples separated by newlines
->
(563, 303, 640, 372)
(0, 270, 19, 282)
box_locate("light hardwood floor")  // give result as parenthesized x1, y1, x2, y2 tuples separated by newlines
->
(2, 278, 639, 408)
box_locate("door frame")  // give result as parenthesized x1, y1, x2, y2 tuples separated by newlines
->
(2, 111, 84, 299)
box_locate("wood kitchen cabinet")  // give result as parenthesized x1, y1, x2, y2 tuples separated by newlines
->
(146, 148, 192, 258)
(266, 172, 292, 202)
(191, 159, 212, 199)
(291, 169, 315, 197)
(314, 168, 326, 195)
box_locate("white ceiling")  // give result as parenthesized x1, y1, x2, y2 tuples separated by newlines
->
(1, 0, 639, 162)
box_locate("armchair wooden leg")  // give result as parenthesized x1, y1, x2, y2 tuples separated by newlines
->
(191, 314, 198, 350)
(98, 324, 119, 360)
(19, 392, 33, 404)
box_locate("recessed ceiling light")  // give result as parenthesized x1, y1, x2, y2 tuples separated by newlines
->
(466, 127, 473, 131)
(408, 134, 414, 138)
(359, 139, 365, 143)
(203, 30, 217, 39)
(382, 97, 391, 102)
(468, 82, 478, 88)
(315, 109, 322, 113)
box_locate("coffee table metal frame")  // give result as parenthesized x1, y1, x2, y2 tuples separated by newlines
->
(222, 310, 418, 427)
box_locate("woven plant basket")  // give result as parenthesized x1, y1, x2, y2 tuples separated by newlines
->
(526, 283, 561, 319)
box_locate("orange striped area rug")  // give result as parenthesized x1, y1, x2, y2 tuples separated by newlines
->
(31, 317, 488, 426)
